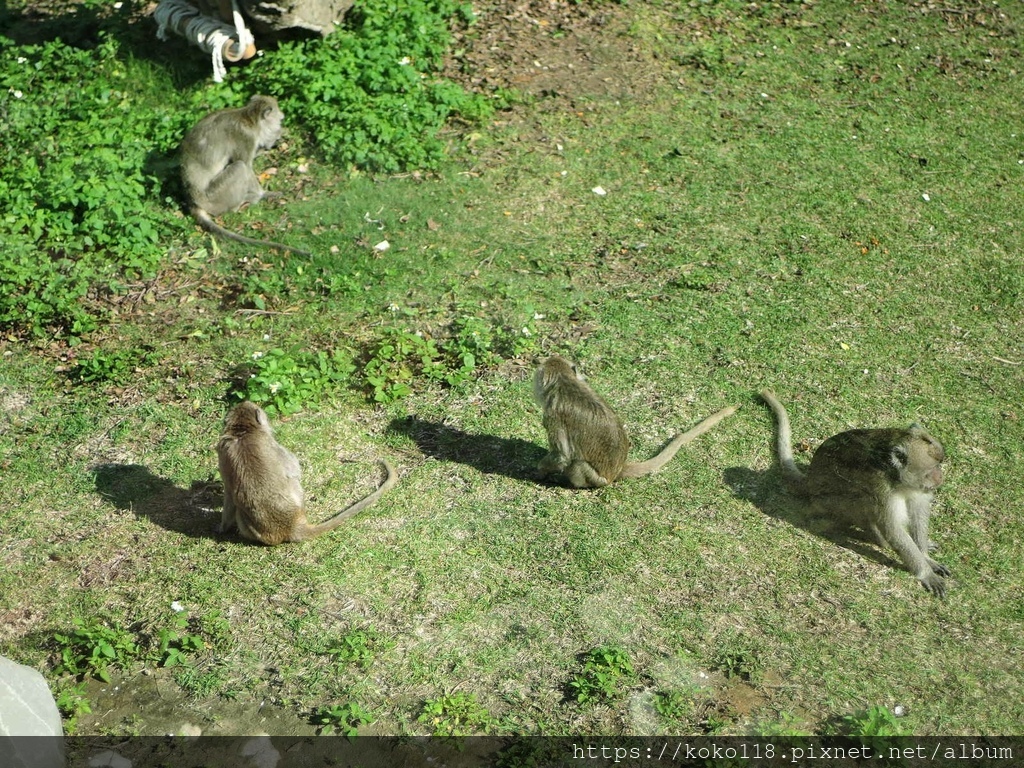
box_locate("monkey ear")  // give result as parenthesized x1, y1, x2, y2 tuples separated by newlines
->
(890, 444, 909, 468)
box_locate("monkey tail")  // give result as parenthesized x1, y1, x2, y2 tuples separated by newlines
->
(759, 390, 808, 493)
(619, 405, 739, 479)
(193, 207, 311, 256)
(299, 460, 398, 540)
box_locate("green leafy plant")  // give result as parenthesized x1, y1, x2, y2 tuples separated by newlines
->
(358, 310, 539, 402)
(69, 347, 156, 385)
(310, 702, 375, 737)
(235, 0, 494, 171)
(325, 629, 381, 670)
(0, 35, 182, 336)
(838, 705, 908, 737)
(652, 690, 693, 722)
(418, 691, 496, 736)
(567, 645, 635, 705)
(711, 632, 763, 684)
(53, 617, 140, 683)
(361, 329, 444, 403)
(755, 711, 812, 737)
(230, 348, 356, 415)
(54, 682, 92, 734)
(155, 612, 206, 668)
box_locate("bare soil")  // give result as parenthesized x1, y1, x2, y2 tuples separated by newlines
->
(442, 1, 671, 107)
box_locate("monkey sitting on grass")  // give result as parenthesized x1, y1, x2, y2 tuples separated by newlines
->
(760, 390, 951, 597)
(217, 401, 397, 545)
(180, 94, 310, 255)
(533, 355, 738, 488)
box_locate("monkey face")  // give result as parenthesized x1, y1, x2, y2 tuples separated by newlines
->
(251, 96, 285, 149)
(896, 427, 945, 491)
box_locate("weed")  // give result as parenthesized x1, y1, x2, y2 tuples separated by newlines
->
(324, 629, 385, 670)
(418, 691, 496, 736)
(711, 632, 763, 684)
(651, 690, 693, 722)
(567, 646, 635, 705)
(54, 682, 92, 734)
(173, 665, 229, 699)
(310, 702, 375, 737)
(0, 35, 180, 336)
(155, 612, 206, 668)
(361, 329, 444, 403)
(755, 711, 812, 737)
(358, 311, 540, 402)
(230, 348, 356, 415)
(69, 347, 156, 386)
(53, 618, 140, 683)
(837, 706, 908, 737)
(235, 0, 494, 171)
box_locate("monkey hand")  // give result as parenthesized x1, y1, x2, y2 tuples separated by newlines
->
(928, 559, 952, 578)
(919, 572, 947, 599)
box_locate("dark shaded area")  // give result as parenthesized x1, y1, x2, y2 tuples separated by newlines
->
(0, 0, 214, 87)
(722, 464, 895, 570)
(50, 735, 1024, 767)
(91, 462, 222, 540)
(0, 0, 326, 83)
(388, 415, 546, 484)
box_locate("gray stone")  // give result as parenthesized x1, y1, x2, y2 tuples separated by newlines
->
(0, 656, 64, 768)
(241, 0, 355, 36)
(193, 0, 355, 36)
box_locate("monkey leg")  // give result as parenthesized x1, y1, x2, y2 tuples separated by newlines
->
(874, 503, 947, 598)
(537, 450, 568, 478)
(564, 460, 610, 489)
(204, 161, 265, 215)
(907, 494, 950, 576)
(218, 494, 237, 534)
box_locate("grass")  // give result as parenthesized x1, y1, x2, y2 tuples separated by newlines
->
(1, 0, 1023, 736)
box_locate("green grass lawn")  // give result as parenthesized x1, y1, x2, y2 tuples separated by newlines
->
(1, 0, 1022, 736)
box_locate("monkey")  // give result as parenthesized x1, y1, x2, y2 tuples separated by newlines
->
(533, 355, 738, 488)
(216, 401, 397, 545)
(180, 95, 310, 256)
(760, 389, 950, 597)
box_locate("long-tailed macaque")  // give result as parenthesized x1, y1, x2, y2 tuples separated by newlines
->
(217, 401, 396, 545)
(533, 355, 738, 488)
(760, 390, 950, 597)
(180, 95, 310, 255)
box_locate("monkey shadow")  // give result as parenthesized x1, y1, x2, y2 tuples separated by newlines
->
(388, 416, 547, 484)
(722, 465, 898, 570)
(92, 463, 222, 540)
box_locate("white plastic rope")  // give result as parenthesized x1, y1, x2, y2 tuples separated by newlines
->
(231, 0, 255, 61)
(155, 0, 254, 82)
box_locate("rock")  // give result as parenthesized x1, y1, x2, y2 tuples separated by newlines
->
(241, 0, 355, 36)
(195, 0, 355, 36)
(0, 656, 65, 768)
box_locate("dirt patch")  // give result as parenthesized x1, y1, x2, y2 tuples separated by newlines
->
(443, 1, 671, 106)
(75, 668, 317, 736)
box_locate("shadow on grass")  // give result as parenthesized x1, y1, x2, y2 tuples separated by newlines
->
(91, 463, 221, 540)
(388, 415, 546, 484)
(722, 465, 895, 570)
